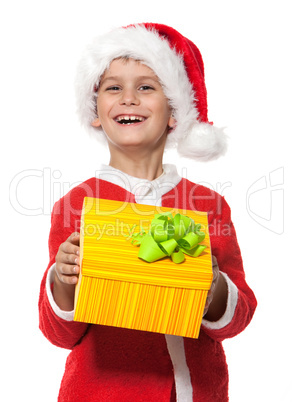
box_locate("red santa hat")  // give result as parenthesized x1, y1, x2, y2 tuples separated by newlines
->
(75, 23, 227, 161)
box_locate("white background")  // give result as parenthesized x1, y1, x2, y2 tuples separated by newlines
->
(1, 0, 291, 401)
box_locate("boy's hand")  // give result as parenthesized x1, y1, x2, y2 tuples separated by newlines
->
(203, 255, 220, 316)
(203, 255, 228, 321)
(55, 232, 80, 285)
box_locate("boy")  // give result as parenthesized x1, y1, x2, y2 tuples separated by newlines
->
(39, 23, 257, 401)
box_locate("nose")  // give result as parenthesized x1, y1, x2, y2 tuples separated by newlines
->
(119, 87, 140, 106)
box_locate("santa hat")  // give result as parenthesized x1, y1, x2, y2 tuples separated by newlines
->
(75, 23, 227, 161)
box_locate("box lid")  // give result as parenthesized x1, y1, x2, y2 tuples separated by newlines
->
(80, 197, 213, 290)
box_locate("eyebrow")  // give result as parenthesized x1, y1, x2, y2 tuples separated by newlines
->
(100, 75, 159, 85)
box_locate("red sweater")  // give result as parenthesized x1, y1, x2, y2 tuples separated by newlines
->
(39, 176, 257, 401)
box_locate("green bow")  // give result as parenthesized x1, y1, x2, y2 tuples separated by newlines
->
(130, 212, 207, 264)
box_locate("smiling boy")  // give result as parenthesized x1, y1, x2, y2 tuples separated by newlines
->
(91, 58, 175, 179)
(39, 23, 257, 401)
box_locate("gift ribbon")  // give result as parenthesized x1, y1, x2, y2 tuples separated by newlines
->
(130, 212, 207, 264)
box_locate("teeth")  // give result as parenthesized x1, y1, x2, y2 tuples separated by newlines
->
(116, 115, 145, 123)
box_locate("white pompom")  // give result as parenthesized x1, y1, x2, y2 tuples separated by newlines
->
(177, 123, 228, 161)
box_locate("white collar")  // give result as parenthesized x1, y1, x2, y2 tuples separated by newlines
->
(95, 164, 181, 206)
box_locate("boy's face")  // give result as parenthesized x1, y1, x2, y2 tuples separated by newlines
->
(92, 58, 175, 153)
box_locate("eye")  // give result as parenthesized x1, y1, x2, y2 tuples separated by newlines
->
(139, 85, 154, 91)
(106, 86, 121, 91)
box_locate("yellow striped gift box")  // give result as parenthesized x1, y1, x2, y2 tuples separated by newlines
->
(74, 197, 213, 338)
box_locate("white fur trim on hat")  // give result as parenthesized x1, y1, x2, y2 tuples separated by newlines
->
(75, 24, 227, 161)
(178, 123, 228, 161)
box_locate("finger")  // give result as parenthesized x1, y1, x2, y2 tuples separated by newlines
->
(56, 270, 79, 285)
(212, 255, 218, 267)
(58, 252, 80, 266)
(213, 267, 220, 285)
(60, 239, 80, 256)
(56, 262, 80, 277)
(68, 232, 80, 252)
(68, 232, 80, 245)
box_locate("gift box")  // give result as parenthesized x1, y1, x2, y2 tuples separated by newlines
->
(74, 197, 213, 338)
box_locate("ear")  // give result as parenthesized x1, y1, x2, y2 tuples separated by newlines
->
(91, 117, 101, 128)
(168, 115, 176, 129)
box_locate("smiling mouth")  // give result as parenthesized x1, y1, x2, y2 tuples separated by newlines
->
(114, 115, 146, 125)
